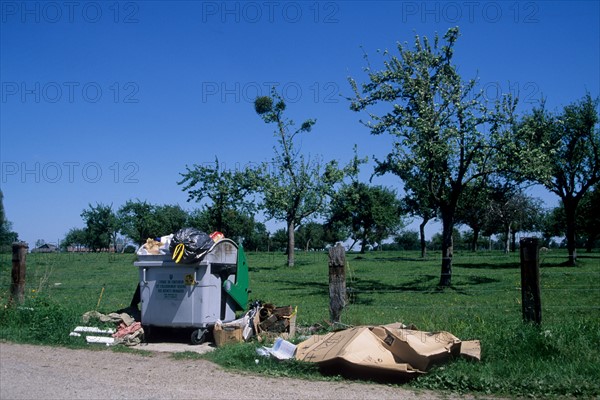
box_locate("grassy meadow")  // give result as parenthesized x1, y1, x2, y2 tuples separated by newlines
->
(1, 249, 599, 398)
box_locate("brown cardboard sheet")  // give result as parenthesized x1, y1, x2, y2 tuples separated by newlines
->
(296, 323, 480, 380)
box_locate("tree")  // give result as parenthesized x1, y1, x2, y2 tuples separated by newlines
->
(118, 200, 159, 244)
(186, 205, 265, 246)
(542, 187, 600, 252)
(328, 182, 404, 253)
(486, 186, 543, 253)
(270, 228, 288, 252)
(254, 90, 342, 266)
(61, 227, 88, 251)
(153, 204, 188, 237)
(186, 208, 211, 232)
(118, 200, 187, 244)
(296, 222, 326, 251)
(540, 206, 565, 245)
(81, 203, 118, 251)
(578, 186, 600, 252)
(322, 219, 349, 246)
(394, 230, 421, 251)
(0, 190, 3, 228)
(349, 27, 515, 286)
(242, 221, 270, 252)
(455, 180, 492, 252)
(178, 157, 259, 237)
(517, 94, 600, 264)
(0, 190, 19, 250)
(402, 188, 437, 258)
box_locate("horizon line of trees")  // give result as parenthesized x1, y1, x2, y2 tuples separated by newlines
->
(55, 182, 599, 255)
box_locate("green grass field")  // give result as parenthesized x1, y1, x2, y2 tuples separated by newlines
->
(1, 249, 599, 398)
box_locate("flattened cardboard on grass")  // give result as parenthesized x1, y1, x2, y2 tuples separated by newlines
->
(296, 326, 422, 380)
(295, 323, 480, 380)
(371, 323, 462, 371)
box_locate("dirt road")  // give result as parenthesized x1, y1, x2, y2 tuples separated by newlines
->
(0, 342, 462, 400)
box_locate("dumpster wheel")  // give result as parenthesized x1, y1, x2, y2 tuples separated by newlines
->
(190, 328, 207, 345)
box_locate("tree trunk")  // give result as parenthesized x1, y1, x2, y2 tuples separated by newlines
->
(287, 220, 295, 267)
(472, 227, 480, 252)
(419, 218, 428, 258)
(10, 242, 28, 305)
(564, 199, 578, 266)
(504, 225, 511, 254)
(585, 234, 595, 253)
(511, 229, 517, 252)
(520, 237, 541, 324)
(439, 212, 454, 287)
(360, 238, 367, 254)
(328, 243, 346, 323)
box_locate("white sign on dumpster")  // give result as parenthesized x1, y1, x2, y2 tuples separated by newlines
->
(155, 275, 186, 300)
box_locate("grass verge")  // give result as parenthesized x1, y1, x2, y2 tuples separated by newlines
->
(0, 249, 598, 398)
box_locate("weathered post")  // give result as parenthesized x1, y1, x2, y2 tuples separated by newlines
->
(328, 243, 346, 324)
(11, 242, 28, 304)
(520, 237, 541, 325)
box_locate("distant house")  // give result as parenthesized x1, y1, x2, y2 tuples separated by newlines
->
(32, 243, 59, 253)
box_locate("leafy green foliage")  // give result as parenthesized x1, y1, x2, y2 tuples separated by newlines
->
(186, 206, 267, 247)
(295, 222, 326, 251)
(348, 27, 517, 285)
(254, 89, 343, 266)
(393, 230, 421, 251)
(178, 157, 260, 238)
(118, 200, 187, 244)
(517, 94, 600, 264)
(329, 182, 404, 253)
(0, 190, 19, 251)
(61, 227, 88, 251)
(484, 185, 544, 253)
(81, 203, 119, 251)
(577, 186, 600, 251)
(541, 186, 600, 251)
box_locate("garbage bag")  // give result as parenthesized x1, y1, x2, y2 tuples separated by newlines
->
(169, 227, 214, 263)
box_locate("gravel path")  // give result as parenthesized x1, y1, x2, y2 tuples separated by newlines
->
(0, 342, 467, 400)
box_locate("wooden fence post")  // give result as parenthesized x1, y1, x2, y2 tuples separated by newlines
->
(520, 237, 541, 325)
(11, 242, 28, 304)
(328, 243, 346, 324)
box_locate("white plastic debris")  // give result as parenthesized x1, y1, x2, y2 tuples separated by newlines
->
(257, 338, 297, 360)
(74, 326, 115, 334)
(85, 336, 115, 345)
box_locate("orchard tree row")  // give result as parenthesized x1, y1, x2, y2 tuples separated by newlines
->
(181, 27, 598, 286)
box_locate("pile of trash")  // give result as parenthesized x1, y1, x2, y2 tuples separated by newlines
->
(136, 228, 224, 262)
(69, 304, 481, 382)
(211, 301, 297, 347)
(70, 309, 143, 346)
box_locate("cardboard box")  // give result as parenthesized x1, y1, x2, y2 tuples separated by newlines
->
(255, 305, 296, 340)
(213, 325, 243, 347)
(296, 323, 480, 380)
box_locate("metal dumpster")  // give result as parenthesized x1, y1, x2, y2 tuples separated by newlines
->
(133, 238, 249, 344)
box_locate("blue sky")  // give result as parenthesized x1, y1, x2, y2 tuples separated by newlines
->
(1, 1, 599, 247)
